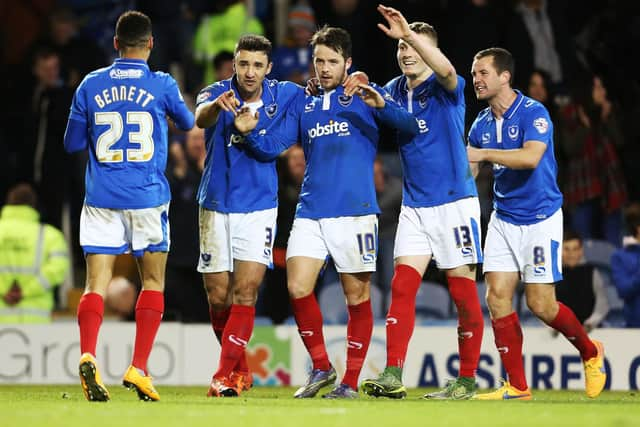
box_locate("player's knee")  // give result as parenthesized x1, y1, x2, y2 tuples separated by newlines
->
(232, 279, 260, 306)
(287, 279, 313, 299)
(526, 296, 554, 321)
(486, 288, 510, 311)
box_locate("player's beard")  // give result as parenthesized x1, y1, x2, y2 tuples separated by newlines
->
(321, 68, 347, 91)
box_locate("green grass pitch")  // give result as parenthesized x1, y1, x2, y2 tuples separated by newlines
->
(1, 385, 639, 427)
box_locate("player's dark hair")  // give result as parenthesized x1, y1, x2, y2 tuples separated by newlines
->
(474, 47, 514, 86)
(235, 34, 272, 62)
(311, 25, 351, 60)
(624, 202, 640, 237)
(213, 50, 234, 72)
(6, 183, 38, 208)
(563, 229, 583, 244)
(115, 11, 152, 51)
(409, 22, 437, 44)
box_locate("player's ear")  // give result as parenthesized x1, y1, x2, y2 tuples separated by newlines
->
(148, 36, 154, 51)
(345, 57, 352, 72)
(113, 36, 119, 52)
(266, 61, 273, 76)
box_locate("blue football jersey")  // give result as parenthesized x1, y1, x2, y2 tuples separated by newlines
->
(384, 74, 477, 207)
(195, 78, 303, 213)
(65, 58, 194, 209)
(468, 91, 563, 225)
(244, 84, 419, 219)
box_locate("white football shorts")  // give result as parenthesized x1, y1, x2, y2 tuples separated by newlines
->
(393, 197, 483, 269)
(483, 208, 563, 283)
(198, 207, 277, 273)
(80, 203, 170, 257)
(286, 215, 378, 273)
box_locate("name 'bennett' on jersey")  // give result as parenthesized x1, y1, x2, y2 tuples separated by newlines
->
(94, 85, 155, 108)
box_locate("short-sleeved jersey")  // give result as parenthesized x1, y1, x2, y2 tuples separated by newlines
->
(68, 58, 194, 209)
(195, 78, 302, 213)
(468, 91, 563, 225)
(245, 84, 419, 219)
(384, 74, 477, 207)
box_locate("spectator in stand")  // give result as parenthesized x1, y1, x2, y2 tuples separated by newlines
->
(261, 145, 306, 324)
(165, 127, 209, 323)
(270, 2, 316, 85)
(373, 158, 402, 302)
(559, 73, 627, 246)
(556, 230, 609, 332)
(213, 51, 235, 83)
(610, 202, 640, 327)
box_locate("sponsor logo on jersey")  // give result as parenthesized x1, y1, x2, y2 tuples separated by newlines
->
(228, 133, 245, 147)
(109, 68, 143, 79)
(508, 125, 519, 140)
(308, 120, 350, 138)
(525, 99, 535, 107)
(533, 117, 549, 134)
(481, 133, 491, 144)
(196, 91, 211, 104)
(265, 103, 278, 118)
(461, 247, 473, 256)
(417, 118, 429, 133)
(338, 94, 353, 107)
(304, 100, 316, 112)
(263, 247, 272, 258)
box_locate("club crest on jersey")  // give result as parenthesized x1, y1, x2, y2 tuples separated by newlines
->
(196, 91, 211, 104)
(338, 94, 353, 107)
(265, 103, 278, 118)
(533, 117, 549, 134)
(481, 133, 491, 144)
(419, 96, 428, 108)
(109, 68, 143, 79)
(508, 125, 519, 140)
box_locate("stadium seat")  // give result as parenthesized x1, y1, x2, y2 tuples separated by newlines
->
(583, 239, 617, 270)
(476, 280, 489, 315)
(254, 316, 273, 326)
(318, 281, 348, 324)
(415, 281, 452, 320)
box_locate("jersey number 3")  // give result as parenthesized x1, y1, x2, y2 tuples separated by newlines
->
(95, 111, 154, 163)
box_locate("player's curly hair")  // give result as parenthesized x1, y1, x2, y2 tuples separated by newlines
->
(474, 47, 515, 86)
(311, 25, 351, 60)
(235, 34, 273, 62)
(115, 11, 152, 50)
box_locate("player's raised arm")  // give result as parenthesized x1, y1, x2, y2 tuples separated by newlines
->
(467, 140, 547, 170)
(377, 4, 457, 91)
(243, 98, 301, 162)
(195, 89, 240, 128)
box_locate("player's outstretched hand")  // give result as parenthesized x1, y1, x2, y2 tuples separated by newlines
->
(343, 72, 369, 97)
(234, 106, 260, 135)
(356, 84, 385, 108)
(466, 146, 486, 163)
(377, 4, 411, 40)
(305, 77, 320, 96)
(214, 90, 240, 116)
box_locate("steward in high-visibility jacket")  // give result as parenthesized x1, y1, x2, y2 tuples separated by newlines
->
(0, 184, 69, 323)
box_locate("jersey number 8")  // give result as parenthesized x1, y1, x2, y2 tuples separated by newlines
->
(95, 111, 154, 163)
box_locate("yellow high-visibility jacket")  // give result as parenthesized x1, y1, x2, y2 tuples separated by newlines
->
(0, 205, 69, 323)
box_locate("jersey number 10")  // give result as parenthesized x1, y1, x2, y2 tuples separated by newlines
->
(95, 111, 154, 163)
